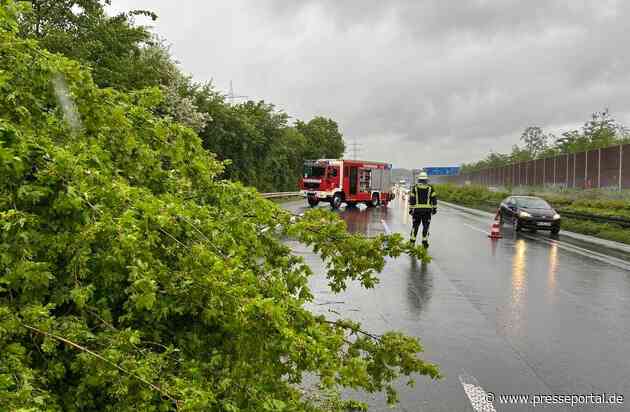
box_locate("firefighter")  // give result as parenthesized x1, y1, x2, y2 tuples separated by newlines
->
(408, 171, 437, 248)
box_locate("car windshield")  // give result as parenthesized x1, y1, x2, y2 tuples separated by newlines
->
(515, 197, 551, 209)
(303, 165, 326, 178)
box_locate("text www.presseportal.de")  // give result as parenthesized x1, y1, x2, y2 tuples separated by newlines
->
(486, 392, 625, 408)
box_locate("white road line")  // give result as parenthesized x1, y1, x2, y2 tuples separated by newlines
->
(462, 223, 490, 236)
(522, 233, 630, 272)
(459, 372, 497, 412)
(461, 219, 630, 271)
(380, 219, 391, 234)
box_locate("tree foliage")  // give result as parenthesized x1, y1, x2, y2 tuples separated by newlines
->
(195, 94, 346, 192)
(519, 126, 548, 159)
(296, 117, 346, 160)
(461, 109, 630, 173)
(0, 2, 438, 410)
(15, 1, 349, 193)
(19, 0, 164, 91)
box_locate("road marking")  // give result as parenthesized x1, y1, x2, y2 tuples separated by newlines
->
(459, 372, 497, 412)
(462, 223, 490, 236)
(461, 219, 630, 271)
(380, 219, 391, 234)
(522, 234, 630, 272)
(445, 203, 630, 267)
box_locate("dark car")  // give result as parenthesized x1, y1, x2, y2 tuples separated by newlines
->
(498, 196, 561, 235)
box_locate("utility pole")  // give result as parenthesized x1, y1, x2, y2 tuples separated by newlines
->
(227, 80, 248, 105)
(347, 139, 362, 160)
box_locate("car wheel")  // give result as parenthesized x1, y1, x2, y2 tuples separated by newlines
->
(331, 193, 343, 209)
(551, 227, 560, 235)
(515, 220, 522, 232)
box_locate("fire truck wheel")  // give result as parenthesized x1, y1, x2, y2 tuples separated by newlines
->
(366, 193, 380, 208)
(331, 193, 343, 209)
(307, 196, 319, 207)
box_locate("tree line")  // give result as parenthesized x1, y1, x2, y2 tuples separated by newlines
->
(17, 0, 345, 191)
(462, 109, 630, 173)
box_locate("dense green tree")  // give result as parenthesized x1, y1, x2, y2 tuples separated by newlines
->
(484, 152, 510, 167)
(159, 69, 209, 133)
(509, 144, 531, 162)
(0, 2, 437, 410)
(16, 1, 346, 192)
(194, 91, 321, 191)
(296, 117, 346, 160)
(460, 151, 510, 173)
(19, 0, 164, 90)
(18, 0, 109, 38)
(264, 127, 308, 191)
(196, 96, 287, 190)
(520, 126, 548, 159)
(581, 109, 622, 149)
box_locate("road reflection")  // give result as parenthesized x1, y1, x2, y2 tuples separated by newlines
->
(293, 198, 630, 410)
(342, 207, 370, 234)
(341, 205, 389, 237)
(490, 237, 498, 256)
(407, 258, 433, 316)
(547, 242, 558, 302)
(509, 239, 528, 336)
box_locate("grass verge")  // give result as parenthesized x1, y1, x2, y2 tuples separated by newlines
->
(435, 184, 630, 245)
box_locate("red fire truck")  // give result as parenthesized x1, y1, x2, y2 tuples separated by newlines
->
(298, 159, 395, 209)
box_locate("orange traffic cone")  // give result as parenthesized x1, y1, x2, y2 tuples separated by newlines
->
(488, 221, 502, 239)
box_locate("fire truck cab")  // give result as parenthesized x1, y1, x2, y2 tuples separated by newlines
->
(298, 159, 395, 209)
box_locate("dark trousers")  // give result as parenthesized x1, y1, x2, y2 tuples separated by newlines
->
(410, 210, 432, 243)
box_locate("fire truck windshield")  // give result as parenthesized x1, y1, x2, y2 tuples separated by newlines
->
(303, 165, 326, 178)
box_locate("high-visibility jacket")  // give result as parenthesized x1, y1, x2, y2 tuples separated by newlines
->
(409, 183, 437, 209)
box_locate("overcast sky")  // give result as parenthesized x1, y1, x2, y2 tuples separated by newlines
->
(108, 1, 630, 169)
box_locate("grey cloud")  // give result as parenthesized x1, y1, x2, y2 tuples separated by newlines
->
(109, 0, 630, 168)
(266, 0, 625, 39)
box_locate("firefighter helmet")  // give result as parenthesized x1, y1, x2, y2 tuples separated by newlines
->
(417, 171, 429, 183)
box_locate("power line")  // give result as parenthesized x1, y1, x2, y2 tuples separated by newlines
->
(226, 80, 248, 104)
(347, 139, 362, 160)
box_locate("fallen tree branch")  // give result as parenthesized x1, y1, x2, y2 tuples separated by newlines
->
(21, 323, 181, 409)
(319, 319, 382, 341)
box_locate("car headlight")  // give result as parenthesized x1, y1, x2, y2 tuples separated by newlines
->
(519, 211, 531, 218)
(553, 213, 561, 220)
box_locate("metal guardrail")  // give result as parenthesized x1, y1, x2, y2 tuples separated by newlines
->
(261, 192, 302, 199)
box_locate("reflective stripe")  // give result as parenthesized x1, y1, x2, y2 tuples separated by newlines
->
(411, 184, 434, 208)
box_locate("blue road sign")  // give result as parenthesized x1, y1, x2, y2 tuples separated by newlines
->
(424, 167, 460, 176)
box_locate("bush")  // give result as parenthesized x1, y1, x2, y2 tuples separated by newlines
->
(435, 184, 507, 206)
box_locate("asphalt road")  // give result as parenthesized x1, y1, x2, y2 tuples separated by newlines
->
(283, 196, 630, 411)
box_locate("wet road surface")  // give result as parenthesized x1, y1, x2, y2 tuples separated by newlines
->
(284, 196, 630, 411)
